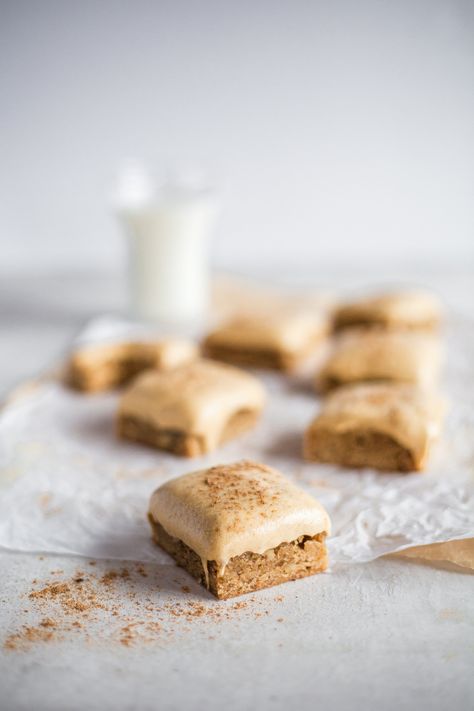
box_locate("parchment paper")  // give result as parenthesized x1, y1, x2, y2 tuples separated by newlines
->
(1, 314, 473, 567)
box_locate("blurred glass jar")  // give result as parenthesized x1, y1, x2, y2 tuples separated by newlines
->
(115, 163, 219, 325)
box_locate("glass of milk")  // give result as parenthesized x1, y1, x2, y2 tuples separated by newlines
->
(115, 163, 219, 325)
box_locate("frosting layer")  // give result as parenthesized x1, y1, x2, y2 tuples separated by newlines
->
(149, 461, 330, 568)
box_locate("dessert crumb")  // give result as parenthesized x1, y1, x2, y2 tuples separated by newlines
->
(4, 566, 270, 652)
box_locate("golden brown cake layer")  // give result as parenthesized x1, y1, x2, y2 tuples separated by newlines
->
(305, 428, 416, 472)
(204, 340, 320, 372)
(118, 408, 260, 457)
(149, 518, 328, 599)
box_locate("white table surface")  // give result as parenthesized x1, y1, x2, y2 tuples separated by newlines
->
(0, 270, 473, 711)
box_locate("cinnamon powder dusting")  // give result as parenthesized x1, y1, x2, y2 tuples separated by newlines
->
(4, 561, 284, 652)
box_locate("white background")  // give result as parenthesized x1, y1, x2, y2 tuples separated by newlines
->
(1, 0, 473, 273)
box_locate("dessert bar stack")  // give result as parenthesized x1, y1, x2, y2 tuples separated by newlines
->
(305, 290, 444, 472)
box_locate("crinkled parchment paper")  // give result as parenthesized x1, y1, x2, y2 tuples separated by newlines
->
(0, 314, 473, 567)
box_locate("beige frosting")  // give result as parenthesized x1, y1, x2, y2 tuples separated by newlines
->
(149, 460, 330, 571)
(335, 290, 441, 329)
(318, 330, 442, 389)
(71, 339, 198, 371)
(154, 339, 199, 370)
(308, 382, 444, 461)
(119, 359, 265, 449)
(205, 309, 328, 354)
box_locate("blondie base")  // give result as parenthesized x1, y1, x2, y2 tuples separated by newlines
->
(149, 518, 328, 599)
